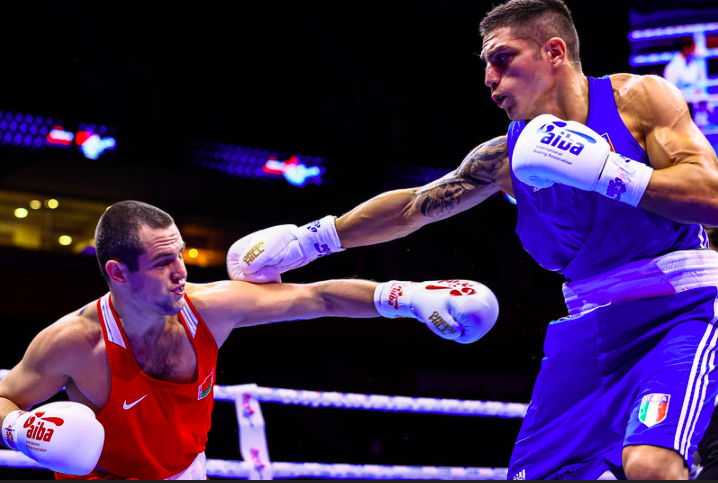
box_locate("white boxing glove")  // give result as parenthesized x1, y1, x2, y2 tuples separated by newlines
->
(513, 114, 654, 207)
(374, 280, 499, 344)
(227, 216, 344, 283)
(2, 401, 105, 475)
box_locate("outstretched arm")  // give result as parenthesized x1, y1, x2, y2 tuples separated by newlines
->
(189, 278, 499, 349)
(193, 279, 378, 335)
(226, 136, 511, 281)
(337, 136, 509, 247)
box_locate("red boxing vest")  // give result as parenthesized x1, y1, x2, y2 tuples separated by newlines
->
(57, 293, 218, 479)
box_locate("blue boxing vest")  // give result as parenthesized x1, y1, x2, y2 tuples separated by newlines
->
(506, 76, 708, 281)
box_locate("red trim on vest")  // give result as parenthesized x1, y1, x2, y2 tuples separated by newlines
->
(58, 294, 218, 480)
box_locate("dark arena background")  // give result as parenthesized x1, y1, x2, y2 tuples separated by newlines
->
(1, 0, 717, 479)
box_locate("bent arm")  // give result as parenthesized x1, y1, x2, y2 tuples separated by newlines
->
(0, 323, 74, 430)
(337, 136, 509, 247)
(626, 76, 718, 224)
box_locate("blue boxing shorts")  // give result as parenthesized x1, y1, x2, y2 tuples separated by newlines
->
(507, 250, 718, 480)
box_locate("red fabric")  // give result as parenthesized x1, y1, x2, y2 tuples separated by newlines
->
(57, 294, 218, 480)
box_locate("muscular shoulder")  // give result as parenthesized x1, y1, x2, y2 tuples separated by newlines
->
(184, 281, 248, 344)
(611, 74, 685, 124)
(185, 280, 302, 347)
(185, 281, 236, 313)
(185, 280, 282, 320)
(611, 73, 679, 103)
(27, 303, 105, 375)
(609, 73, 688, 149)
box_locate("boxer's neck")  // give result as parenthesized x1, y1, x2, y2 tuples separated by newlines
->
(549, 69, 589, 125)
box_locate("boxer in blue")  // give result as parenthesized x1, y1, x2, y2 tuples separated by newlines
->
(222, 0, 718, 479)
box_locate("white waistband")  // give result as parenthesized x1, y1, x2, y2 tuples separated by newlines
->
(166, 451, 206, 480)
(562, 250, 718, 316)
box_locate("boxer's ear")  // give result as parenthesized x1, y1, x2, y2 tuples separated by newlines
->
(105, 260, 127, 284)
(545, 37, 568, 66)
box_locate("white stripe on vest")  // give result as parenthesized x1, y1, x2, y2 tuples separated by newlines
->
(100, 293, 127, 349)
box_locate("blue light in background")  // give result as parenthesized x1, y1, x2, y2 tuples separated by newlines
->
(78, 134, 117, 160)
(629, 51, 718, 67)
(192, 141, 326, 187)
(629, 22, 718, 41)
(0, 109, 117, 158)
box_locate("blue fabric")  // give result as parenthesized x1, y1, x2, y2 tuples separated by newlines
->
(507, 286, 718, 480)
(506, 76, 708, 282)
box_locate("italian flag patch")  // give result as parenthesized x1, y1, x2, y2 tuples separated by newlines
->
(639, 393, 670, 428)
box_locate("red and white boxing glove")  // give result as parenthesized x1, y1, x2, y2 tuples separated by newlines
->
(2, 401, 104, 475)
(374, 280, 499, 344)
(513, 114, 654, 207)
(227, 216, 344, 283)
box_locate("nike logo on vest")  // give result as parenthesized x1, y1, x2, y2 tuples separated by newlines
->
(123, 394, 149, 410)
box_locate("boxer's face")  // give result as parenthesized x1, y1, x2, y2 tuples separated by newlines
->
(126, 223, 188, 315)
(481, 26, 554, 121)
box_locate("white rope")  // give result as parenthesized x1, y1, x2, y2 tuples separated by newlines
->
(0, 370, 518, 479)
(209, 460, 508, 480)
(0, 450, 507, 480)
(0, 370, 527, 418)
(214, 385, 528, 418)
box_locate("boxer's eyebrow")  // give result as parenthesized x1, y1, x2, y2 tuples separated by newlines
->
(151, 243, 187, 263)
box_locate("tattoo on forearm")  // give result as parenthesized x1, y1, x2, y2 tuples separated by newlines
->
(415, 136, 508, 219)
(459, 136, 507, 185)
(417, 180, 476, 218)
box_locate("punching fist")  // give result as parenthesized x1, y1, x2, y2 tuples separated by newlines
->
(374, 280, 499, 344)
(2, 401, 105, 475)
(513, 114, 653, 207)
(227, 216, 344, 283)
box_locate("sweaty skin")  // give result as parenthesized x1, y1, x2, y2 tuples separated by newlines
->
(334, 29, 718, 481)
(0, 223, 379, 417)
(336, 36, 718, 248)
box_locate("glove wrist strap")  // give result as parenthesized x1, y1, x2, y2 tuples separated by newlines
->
(2, 410, 22, 450)
(596, 153, 653, 207)
(298, 215, 345, 260)
(374, 281, 419, 319)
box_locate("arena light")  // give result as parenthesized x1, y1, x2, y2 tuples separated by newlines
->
(0, 110, 117, 160)
(45, 199, 59, 209)
(629, 22, 718, 41)
(193, 141, 326, 187)
(14, 208, 28, 219)
(29, 200, 42, 210)
(263, 156, 322, 187)
(46, 126, 74, 146)
(629, 52, 675, 67)
(76, 130, 117, 160)
(188, 248, 199, 259)
(58, 235, 72, 246)
(629, 48, 718, 67)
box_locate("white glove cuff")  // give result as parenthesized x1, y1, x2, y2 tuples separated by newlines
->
(596, 153, 653, 207)
(2, 410, 22, 449)
(298, 215, 345, 259)
(374, 281, 419, 319)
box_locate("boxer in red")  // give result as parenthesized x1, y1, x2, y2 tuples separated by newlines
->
(0, 200, 498, 479)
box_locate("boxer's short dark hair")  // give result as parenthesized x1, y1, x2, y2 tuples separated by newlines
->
(480, 0, 581, 64)
(95, 200, 174, 282)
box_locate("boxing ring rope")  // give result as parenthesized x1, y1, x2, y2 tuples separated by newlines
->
(0, 369, 526, 479)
